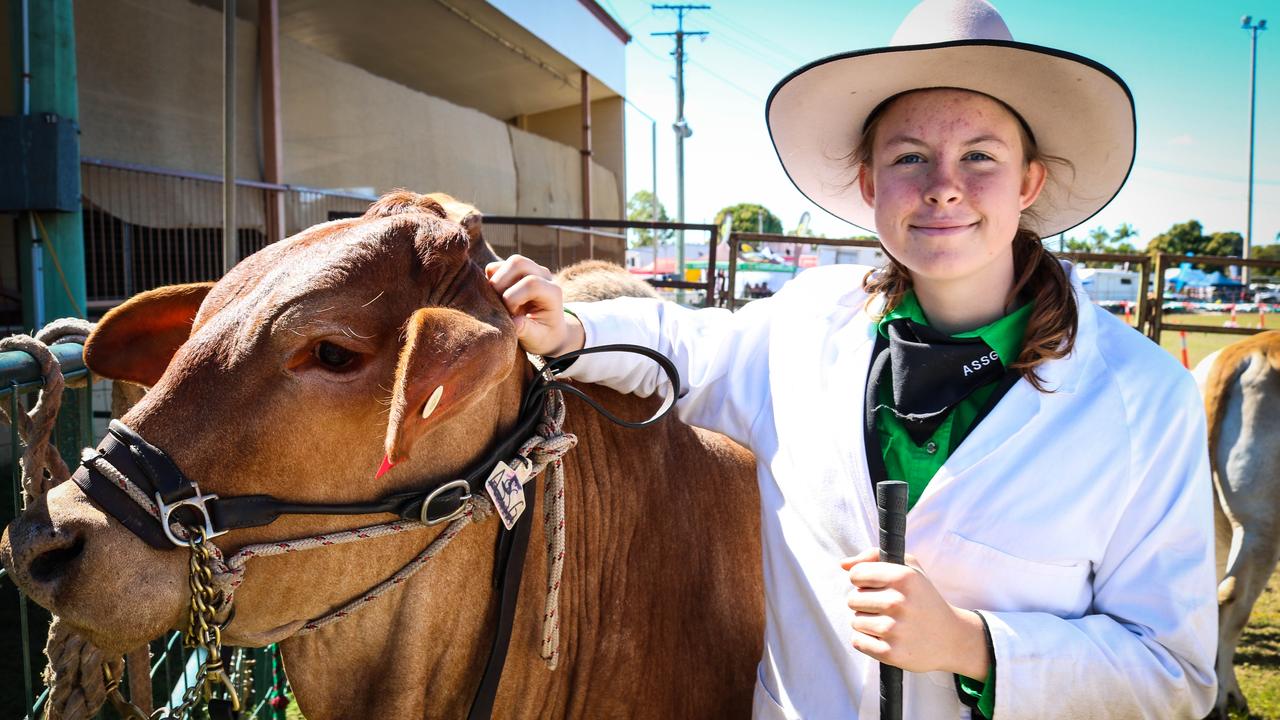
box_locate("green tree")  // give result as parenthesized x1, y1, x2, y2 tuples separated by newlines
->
(1147, 220, 1207, 258)
(1253, 243, 1280, 280)
(1204, 231, 1244, 258)
(626, 190, 673, 248)
(1254, 243, 1280, 262)
(714, 203, 783, 235)
(1146, 220, 1250, 268)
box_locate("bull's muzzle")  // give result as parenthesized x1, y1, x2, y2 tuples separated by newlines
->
(1, 496, 88, 609)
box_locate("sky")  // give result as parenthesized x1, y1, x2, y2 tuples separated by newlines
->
(599, 0, 1279, 250)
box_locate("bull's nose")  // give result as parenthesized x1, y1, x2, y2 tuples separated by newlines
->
(26, 529, 87, 584)
(3, 513, 88, 601)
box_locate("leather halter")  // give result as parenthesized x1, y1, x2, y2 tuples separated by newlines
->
(72, 344, 679, 549)
(69, 343, 681, 719)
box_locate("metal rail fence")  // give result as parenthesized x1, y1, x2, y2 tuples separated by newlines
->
(0, 344, 288, 719)
(483, 216, 721, 306)
(721, 234, 1280, 345)
(1150, 253, 1280, 344)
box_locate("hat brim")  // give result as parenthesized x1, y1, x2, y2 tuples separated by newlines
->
(766, 40, 1136, 238)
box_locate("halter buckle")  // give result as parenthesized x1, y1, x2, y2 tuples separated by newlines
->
(156, 483, 228, 547)
(422, 479, 472, 525)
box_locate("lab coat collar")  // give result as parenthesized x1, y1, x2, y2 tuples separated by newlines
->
(1033, 260, 1094, 396)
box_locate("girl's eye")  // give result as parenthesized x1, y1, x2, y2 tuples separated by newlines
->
(314, 341, 358, 371)
(963, 151, 994, 162)
(893, 153, 925, 165)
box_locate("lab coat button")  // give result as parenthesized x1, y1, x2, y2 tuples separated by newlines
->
(924, 441, 938, 454)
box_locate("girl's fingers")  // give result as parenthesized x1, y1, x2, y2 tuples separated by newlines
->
(501, 276, 560, 315)
(847, 587, 905, 614)
(850, 610, 896, 639)
(849, 630, 891, 661)
(847, 561, 915, 589)
(488, 255, 552, 293)
(839, 547, 879, 570)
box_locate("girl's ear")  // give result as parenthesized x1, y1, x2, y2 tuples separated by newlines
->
(1019, 159, 1048, 211)
(858, 164, 876, 207)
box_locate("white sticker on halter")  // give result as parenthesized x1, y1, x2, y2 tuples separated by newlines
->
(422, 385, 445, 419)
(485, 459, 532, 530)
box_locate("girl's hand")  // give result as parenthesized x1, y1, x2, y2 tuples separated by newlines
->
(486, 255, 584, 357)
(840, 548, 990, 680)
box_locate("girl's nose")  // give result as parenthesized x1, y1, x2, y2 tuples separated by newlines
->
(923, 166, 963, 207)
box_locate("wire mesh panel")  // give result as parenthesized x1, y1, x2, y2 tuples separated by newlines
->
(81, 159, 374, 314)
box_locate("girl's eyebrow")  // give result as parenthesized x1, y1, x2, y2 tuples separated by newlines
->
(883, 134, 1010, 147)
(964, 134, 1009, 147)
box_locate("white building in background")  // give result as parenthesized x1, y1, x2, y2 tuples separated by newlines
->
(1078, 268, 1140, 303)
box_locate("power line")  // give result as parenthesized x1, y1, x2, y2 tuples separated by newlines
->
(702, 10, 806, 70)
(688, 57, 764, 102)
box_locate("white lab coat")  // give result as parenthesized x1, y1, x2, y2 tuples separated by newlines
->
(564, 262, 1216, 719)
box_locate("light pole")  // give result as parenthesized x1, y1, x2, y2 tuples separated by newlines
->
(1242, 15, 1267, 286)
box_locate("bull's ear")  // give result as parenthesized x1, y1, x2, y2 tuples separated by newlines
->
(84, 283, 215, 387)
(384, 306, 516, 466)
(422, 192, 500, 266)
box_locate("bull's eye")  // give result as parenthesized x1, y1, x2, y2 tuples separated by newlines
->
(314, 341, 357, 371)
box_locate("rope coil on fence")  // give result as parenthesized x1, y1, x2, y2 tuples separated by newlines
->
(0, 319, 141, 720)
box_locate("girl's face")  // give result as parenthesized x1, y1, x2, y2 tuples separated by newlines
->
(858, 89, 1046, 294)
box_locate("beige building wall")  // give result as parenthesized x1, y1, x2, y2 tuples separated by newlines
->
(522, 97, 625, 208)
(72, 0, 621, 237)
(76, 0, 263, 181)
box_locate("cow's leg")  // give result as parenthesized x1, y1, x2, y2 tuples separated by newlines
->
(1215, 525, 1280, 719)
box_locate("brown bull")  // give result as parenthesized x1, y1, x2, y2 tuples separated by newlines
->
(1, 192, 763, 719)
(1196, 331, 1280, 719)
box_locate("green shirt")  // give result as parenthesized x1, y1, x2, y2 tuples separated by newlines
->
(873, 291, 1033, 719)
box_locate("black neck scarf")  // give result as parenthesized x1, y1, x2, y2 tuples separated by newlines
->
(872, 317, 1008, 445)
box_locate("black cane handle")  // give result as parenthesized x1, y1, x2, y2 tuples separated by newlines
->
(877, 480, 908, 720)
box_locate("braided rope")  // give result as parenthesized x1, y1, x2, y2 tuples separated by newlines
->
(0, 319, 137, 720)
(41, 617, 121, 720)
(517, 391, 576, 669)
(0, 318, 93, 505)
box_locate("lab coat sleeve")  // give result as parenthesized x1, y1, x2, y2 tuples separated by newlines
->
(983, 373, 1217, 719)
(558, 295, 774, 448)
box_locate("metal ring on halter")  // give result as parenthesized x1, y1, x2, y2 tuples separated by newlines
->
(421, 479, 472, 525)
(156, 483, 229, 547)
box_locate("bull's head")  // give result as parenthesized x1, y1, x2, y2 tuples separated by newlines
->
(0, 191, 524, 653)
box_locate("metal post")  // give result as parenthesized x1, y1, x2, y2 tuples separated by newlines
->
(260, 0, 285, 244)
(726, 232, 738, 310)
(223, 0, 238, 274)
(581, 70, 592, 223)
(17, 0, 87, 327)
(675, 28, 686, 287)
(651, 118, 659, 260)
(1241, 16, 1267, 287)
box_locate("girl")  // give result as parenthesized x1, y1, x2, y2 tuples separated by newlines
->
(487, 1, 1216, 717)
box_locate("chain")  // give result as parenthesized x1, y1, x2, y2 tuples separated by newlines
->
(101, 525, 241, 720)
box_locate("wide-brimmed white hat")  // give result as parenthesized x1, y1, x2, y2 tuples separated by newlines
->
(766, 0, 1135, 238)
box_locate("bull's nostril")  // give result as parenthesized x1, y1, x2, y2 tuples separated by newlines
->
(28, 536, 85, 583)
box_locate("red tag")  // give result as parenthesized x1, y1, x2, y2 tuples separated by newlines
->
(375, 454, 395, 479)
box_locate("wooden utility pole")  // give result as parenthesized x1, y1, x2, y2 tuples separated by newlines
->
(653, 4, 709, 287)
